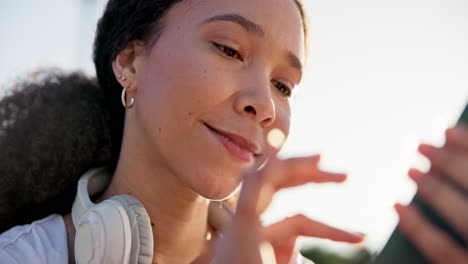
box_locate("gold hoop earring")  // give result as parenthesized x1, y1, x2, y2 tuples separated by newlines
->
(121, 86, 135, 109)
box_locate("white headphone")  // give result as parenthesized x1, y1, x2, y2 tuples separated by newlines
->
(71, 168, 154, 264)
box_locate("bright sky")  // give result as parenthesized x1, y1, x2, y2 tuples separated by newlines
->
(1, 0, 467, 255)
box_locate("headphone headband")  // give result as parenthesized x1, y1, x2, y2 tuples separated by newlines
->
(71, 167, 110, 228)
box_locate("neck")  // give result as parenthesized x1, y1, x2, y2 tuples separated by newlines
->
(101, 142, 210, 263)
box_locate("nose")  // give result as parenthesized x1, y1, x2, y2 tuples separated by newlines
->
(233, 82, 276, 128)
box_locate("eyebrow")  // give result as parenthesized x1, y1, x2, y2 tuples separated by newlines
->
(200, 13, 265, 37)
(287, 52, 303, 72)
(200, 13, 303, 72)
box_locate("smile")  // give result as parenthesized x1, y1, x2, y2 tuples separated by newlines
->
(204, 123, 260, 162)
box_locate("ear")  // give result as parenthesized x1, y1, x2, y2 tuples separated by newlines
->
(112, 41, 146, 92)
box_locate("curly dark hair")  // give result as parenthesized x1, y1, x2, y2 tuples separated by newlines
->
(0, 71, 112, 231)
(0, 0, 308, 232)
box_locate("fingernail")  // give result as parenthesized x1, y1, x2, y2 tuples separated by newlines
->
(408, 169, 424, 184)
(352, 232, 366, 239)
(337, 173, 347, 182)
(417, 144, 435, 157)
(329, 172, 347, 180)
(344, 231, 365, 243)
(351, 234, 365, 243)
(394, 203, 407, 216)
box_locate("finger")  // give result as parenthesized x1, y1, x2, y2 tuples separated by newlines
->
(445, 125, 468, 151)
(237, 155, 348, 218)
(210, 218, 264, 264)
(264, 155, 346, 192)
(237, 155, 342, 218)
(274, 156, 347, 191)
(270, 239, 296, 264)
(395, 204, 468, 264)
(418, 144, 468, 191)
(263, 214, 364, 246)
(409, 169, 468, 239)
(236, 156, 290, 218)
(236, 166, 271, 218)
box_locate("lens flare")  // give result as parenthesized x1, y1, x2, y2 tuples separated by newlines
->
(267, 128, 286, 149)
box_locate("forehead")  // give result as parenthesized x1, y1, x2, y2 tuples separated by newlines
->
(165, 0, 305, 61)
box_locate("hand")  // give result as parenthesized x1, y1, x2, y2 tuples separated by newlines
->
(395, 125, 468, 264)
(208, 155, 364, 264)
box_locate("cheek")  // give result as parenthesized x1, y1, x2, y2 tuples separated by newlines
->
(131, 38, 247, 199)
(142, 48, 230, 117)
(274, 105, 291, 139)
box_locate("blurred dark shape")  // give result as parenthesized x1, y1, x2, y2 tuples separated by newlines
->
(301, 246, 374, 264)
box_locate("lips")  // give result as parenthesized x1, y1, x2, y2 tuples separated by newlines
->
(205, 123, 261, 162)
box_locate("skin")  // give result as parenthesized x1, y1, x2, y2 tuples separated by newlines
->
(101, 0, 361, 262)
(62, 0, 468, 263)
(63, 0, 355, 262)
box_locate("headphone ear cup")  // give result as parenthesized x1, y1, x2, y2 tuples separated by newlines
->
(111, 195, 154, 264)
(74, 200, 132, 264)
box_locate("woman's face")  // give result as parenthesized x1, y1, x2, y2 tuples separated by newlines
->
(126, 0, 305, 199)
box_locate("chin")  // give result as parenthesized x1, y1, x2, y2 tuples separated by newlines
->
(198, 182, 241, 201)
(190, 168, 243, 201)
(204, 184, 241, 201)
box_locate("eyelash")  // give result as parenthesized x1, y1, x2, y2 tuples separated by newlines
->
(272, 80, 293, 97)
(213, 43, 243, 61)
(213, 43, 292, 98)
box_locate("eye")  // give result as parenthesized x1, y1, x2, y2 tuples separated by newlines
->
(272, 80, 293, 97)
(212, 43, 243, 61)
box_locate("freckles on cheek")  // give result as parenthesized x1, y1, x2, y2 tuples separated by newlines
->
(145, 40, 230, 110)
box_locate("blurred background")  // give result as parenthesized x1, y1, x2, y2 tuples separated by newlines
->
(1, 0, 467, 263)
